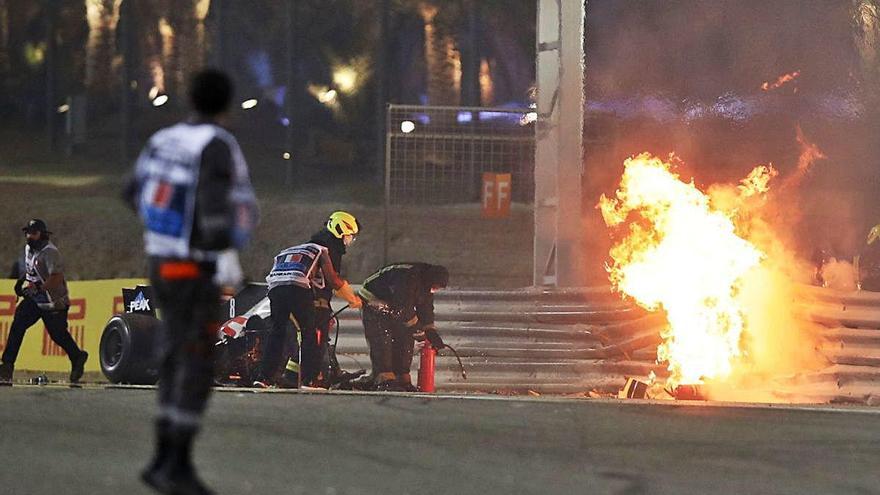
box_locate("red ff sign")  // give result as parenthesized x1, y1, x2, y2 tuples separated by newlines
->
(481, 173, 511, 218)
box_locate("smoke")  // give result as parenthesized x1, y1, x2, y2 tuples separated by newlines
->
(584, 0, 880, 285)
(819, 258, 858, 290)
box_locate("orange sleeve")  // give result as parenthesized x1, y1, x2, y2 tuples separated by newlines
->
(319, 249, 345, 289)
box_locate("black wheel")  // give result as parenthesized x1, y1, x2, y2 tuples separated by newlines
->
(99, 313, 162, 384)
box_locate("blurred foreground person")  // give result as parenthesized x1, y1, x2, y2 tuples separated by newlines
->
(125, 69, 258, 495)
(357, 263, 448, 391)
(253, 235, 362, 388)
(308, 211, 360, 387)
(0, 219, 88, 384)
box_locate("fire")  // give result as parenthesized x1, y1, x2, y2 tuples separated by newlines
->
(761, 70, 800, 91)
(599, 153, 768, 387)
(794, 124, 826, 175)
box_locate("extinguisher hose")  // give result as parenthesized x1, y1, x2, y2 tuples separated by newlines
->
(439, 343, 467, 380)
(324, 303, 467, 380)
(329, 304, 350, 344)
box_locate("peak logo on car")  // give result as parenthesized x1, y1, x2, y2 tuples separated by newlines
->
(122, 286, 157, 316)
(129, 292, 151, 312)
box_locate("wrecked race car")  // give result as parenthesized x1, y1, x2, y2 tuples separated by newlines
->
(98, 283, 362, 386)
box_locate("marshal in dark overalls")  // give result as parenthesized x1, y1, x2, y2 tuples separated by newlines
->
(125, 69, 258, 495)
(0, 219, 88, 384)
(358, 263, 448, 391)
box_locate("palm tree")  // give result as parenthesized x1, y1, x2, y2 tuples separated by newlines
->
(419, 1, 460, 106)
(853, 0, 880, 95)
(166, 0, 209, 100)
(404, 0, 534, 108)
(84, 0, 121, 94)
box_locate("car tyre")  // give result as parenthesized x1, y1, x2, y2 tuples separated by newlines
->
(99, 313, 161, 385)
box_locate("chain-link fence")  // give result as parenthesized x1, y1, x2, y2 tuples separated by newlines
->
(381, 104, 536, 287)
(385, 104, 535, 204)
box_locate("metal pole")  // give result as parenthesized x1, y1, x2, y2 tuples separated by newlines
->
(533, 0, 584, 287)
(533, 0, 559, 286)
(44, 0, 56, 151)
(383, 105, 392, 265)
(374, 0, 389, 186)
(285, 0, 294, 188)
(120, 0, 131, 164)
(461, 0, 481, 107)
(554, 0, 585, 286)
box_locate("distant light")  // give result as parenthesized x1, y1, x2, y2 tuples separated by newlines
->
(57, 104, 70, 114)
(401, 121, 416, 133)
(318, 89, 338, 104)
(280, 117, 290, 127)
(332, 66, 358, 94)
(307, 84, 339, 107)
(148, 86, 159, 100)
(152, 95, 169, 107)
(282, 152, 291, 160)
(457, 112, 472, 123)
(241, 99, 258, 110)
(23, 42, 45, 68)
(130, 80, 138, 90)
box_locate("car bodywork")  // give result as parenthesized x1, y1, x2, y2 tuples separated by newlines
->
(99, 284, 273, 385)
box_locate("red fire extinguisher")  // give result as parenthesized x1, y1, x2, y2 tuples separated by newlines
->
(418, 343, 436, 393)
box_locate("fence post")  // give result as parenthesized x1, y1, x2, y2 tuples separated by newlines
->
(383, 104, 393, 265)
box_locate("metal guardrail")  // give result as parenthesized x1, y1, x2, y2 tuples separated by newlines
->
(333, 286, 880, 403)
(333, 287, 664, 395)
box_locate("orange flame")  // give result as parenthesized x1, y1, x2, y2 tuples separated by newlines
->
(600, 153, 769, 388)
(761, 70, 800, 91)
(794, 124, 826, 175)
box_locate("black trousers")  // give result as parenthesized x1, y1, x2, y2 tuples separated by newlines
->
(149, 259, 219, 427)
(257, 284, 316, 384)
(362, 307, 415, 376)
(1, 297, 81, 365)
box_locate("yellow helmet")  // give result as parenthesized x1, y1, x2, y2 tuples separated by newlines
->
(326, 211, 359, 239)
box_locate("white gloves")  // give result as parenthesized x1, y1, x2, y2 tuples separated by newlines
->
(214, 249, 244, 289)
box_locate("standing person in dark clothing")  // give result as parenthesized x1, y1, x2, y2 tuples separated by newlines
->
(0, 219, 88, 384)
(307, 210, 360, 387)
(125, 68, 258, 495)
(357, 263, 449, 391)
(253, 238, 362, 388)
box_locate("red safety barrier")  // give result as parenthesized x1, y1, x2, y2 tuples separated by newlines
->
(418, 343, 436, 392)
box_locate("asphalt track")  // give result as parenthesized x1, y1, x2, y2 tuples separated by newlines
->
(1, 385, 879, 495)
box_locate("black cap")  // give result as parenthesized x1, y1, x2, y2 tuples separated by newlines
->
(426, 264, 449, 289)
(22, 219, 51, 235)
